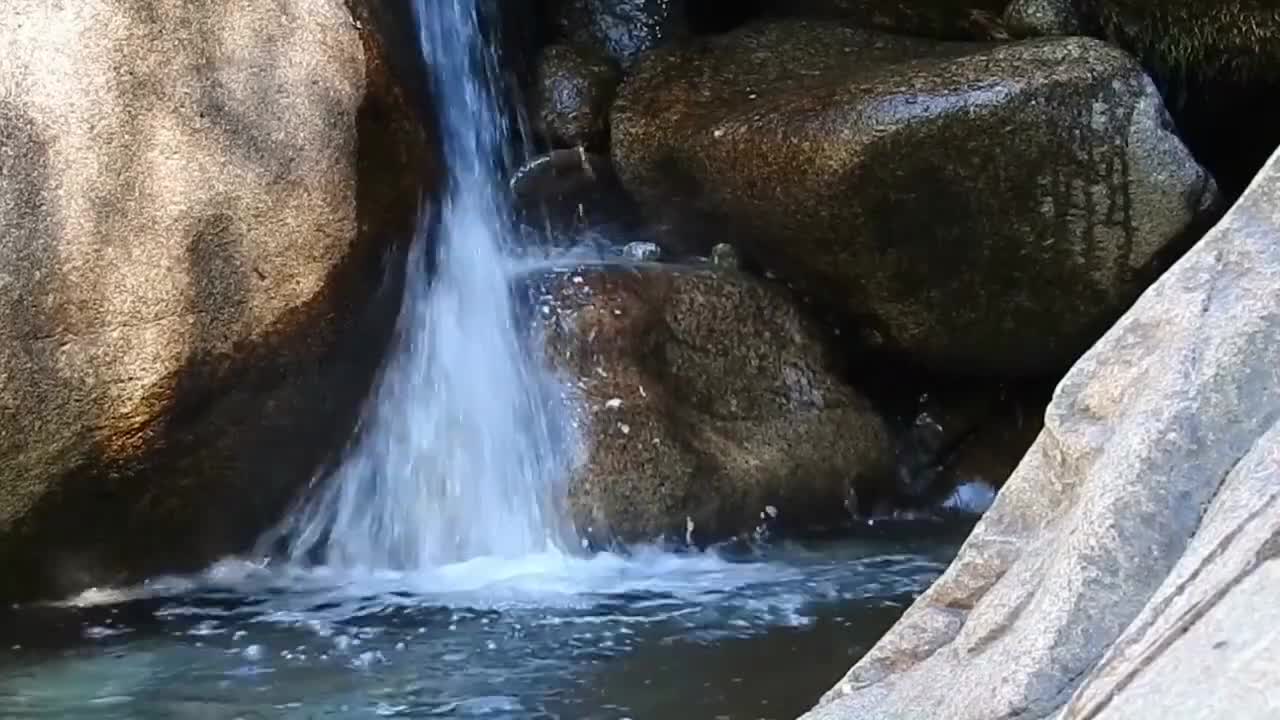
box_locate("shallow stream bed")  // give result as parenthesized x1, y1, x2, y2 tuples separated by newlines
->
(0, 522, 969, 719)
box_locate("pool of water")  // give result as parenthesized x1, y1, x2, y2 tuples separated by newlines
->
(0, 522, 969, 720)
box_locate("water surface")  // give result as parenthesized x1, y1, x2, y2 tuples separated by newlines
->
(0, 525, 968, 719)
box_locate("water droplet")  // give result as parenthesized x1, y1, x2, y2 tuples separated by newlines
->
(242, 644, 265, 661)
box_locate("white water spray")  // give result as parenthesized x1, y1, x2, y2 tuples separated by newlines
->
(275, 0, 576, 569)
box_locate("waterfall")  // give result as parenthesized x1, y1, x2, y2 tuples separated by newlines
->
(274, 0, 577, 570)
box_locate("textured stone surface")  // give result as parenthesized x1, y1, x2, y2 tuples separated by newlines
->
(535, 264, 892, 544)
(802, 149, 1280, 720)
(761, 0, 1012, 40)
(1074, 0, 1280, 195)
(534, 44, 620, 150)
(549, 0, 688, 69)
(1005, 0, 1083, 36)
(1075, 0, 1280, 83)
(0, 0, 433, 600)
(613, 22, 1220, 377)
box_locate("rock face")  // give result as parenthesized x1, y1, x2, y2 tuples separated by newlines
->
(1073, 0, 1280, 195)
(536, 265, 892, 544)
(1004, 0, 1083, 36)
(762, 0, 1012, 40)
(549, 0, 688, 69)
(0, 0, 433, 600)
(1076, 0, 1280, 84)
(612, 22, 1220, 377)
(534, 44, 621, 150)
(802, 148, 1280, 720)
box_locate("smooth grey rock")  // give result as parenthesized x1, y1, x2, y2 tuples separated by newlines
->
(613, 22, 1220, 377)
(802, 149, 1280, 720)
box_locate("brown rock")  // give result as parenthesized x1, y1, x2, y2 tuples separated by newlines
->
(550, 0, 689, 69)
(533, 264, 892, 544)
(0, 0, 434, 600)
(534, 44, 621, 150)
(612, 21, 1220, 377)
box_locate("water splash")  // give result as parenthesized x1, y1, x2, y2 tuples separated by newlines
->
(272, 0, 577, 569)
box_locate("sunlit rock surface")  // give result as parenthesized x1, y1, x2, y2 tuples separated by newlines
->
(612, 21, 1220, 377)
(802, 148, 1280, 720)
(534, 264, 893, 545)
(0, 0, 433, 600)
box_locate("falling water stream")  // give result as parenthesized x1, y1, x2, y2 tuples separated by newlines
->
(0, 2, 973, 717)
(276, 0, 576, 571)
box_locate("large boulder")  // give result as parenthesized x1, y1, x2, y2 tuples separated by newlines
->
(802, 148, 1280, 719)
(0, 0, 434, 600)
(534, 264, 893, 544)
(612, 22, 1220, 378)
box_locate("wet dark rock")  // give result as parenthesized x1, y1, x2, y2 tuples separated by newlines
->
(0, 0, 435, 601)
(612, 21, 1220, 378)
(533, 44, 621, 150)
(759, 0, 1012, 40)
(510, 148, 643, 244)
(549, 0, 689, 69)
(511, 147, 614, 200)
(1004, 0, 1083, 36)
(1076, 0, 1280, 84)
(536, 265, 892, 545)
(882, 384, 1045, 513)
(1075, 0, 1280, 195)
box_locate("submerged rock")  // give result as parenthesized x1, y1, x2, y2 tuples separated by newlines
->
(535, 265, 892, 544)
(533, 44, 621, 150)
(803, 148, 1280, 720)
(612, 21, 1220, 377)
(549, 0, 689, 69)
(0, 0, 434, 600)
